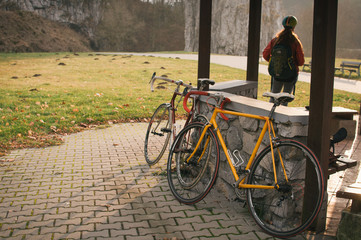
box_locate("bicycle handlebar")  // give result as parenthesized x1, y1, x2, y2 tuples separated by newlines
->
(183, 91, 231, 121)
(150, 73, 193, 92)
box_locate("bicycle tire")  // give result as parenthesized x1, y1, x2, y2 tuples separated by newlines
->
(144, 103, 172, 165)
(246, 139, 324, 238)
(167, 122, 220, 204)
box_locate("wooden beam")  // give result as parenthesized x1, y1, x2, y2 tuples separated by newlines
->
(246, 0, 262, 91)
(197, 0, 212, 90)
(306, 0, 338, 232)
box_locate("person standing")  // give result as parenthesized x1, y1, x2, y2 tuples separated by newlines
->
(263, 15, 305, 105)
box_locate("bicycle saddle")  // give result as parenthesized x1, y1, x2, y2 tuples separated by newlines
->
(263, 92, 295, 103)
(198, 78, 215, 86)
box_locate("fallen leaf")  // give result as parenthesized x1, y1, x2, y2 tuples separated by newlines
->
(73, 108, 79, 112)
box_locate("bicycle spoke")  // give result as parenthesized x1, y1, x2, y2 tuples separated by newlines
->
(144, 104, 172, 165)
(246, 140, 324, 238)
(167, 123, 220, 204)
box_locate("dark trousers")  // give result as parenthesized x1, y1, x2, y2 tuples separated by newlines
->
(270, 76, 298, 106)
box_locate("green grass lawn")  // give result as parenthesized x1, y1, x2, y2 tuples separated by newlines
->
(0, 52, 360, 156)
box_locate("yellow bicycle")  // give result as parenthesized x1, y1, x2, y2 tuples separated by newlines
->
(167, 91, 325, 238)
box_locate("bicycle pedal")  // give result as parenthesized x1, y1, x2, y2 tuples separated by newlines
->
(161, 128, 171, 133)
(151, 131, 164, 137)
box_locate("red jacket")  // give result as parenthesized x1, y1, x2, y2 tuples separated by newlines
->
(263, 38, 305, 73)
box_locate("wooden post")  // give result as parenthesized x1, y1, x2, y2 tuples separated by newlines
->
(197, 0, 212, 90)
(307, 0, 338, 232)
(246, 0, 262, 94)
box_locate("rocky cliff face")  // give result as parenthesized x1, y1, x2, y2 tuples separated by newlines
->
(184, 0, 284, 56)
(1, 0, 284, 54)
(0, 0, 102, 39)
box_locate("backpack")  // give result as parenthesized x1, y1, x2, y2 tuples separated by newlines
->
(268, 43, 297, 81)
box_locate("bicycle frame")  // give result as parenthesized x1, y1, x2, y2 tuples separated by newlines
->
(186, 106, 289, 190)
(168, 89, 195, 140)
(150, 75, 196, 148)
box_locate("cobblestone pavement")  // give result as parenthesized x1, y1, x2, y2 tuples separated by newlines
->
(0, 122, 352, 239)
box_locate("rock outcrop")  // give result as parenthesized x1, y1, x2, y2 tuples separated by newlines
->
(1, 0, 285, 54)
(0, 0, 102, 39)
(184, 0, 284, 56)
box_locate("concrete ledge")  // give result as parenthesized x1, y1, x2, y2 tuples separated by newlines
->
(200, 91, 310, 125)
(210, 80, 258, 99)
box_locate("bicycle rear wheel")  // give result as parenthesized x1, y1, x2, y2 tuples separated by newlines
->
(144, 103, 172, 165)
(246, 140, 324, 238)
(167, 122, 220, 204)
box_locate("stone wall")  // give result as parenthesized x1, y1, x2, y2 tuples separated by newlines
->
(198, 92, 309, 200)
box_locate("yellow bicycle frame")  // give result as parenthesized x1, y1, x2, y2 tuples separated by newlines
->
(186, 106, 289, 190)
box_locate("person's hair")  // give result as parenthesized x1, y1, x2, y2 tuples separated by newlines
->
(273, 28, 303, 49)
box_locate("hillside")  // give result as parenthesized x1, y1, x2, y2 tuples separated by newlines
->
(0, 10, 91, 52)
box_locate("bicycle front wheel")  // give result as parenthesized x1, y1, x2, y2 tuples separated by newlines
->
(246, 139, 324, 238)
(144, 103, 172, 165)
(167, 122, 220, 204)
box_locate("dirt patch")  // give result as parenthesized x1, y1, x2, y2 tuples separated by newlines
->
(0, 10, 91, 52)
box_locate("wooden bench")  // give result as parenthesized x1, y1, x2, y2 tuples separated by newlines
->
(337, 182, 361, 212)
(335, 148, 360, 239)
(336, 157, 361, 212)
(340, 61, 361, 78)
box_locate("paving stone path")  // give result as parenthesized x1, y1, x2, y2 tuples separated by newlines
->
(0, 123, 335, 239)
